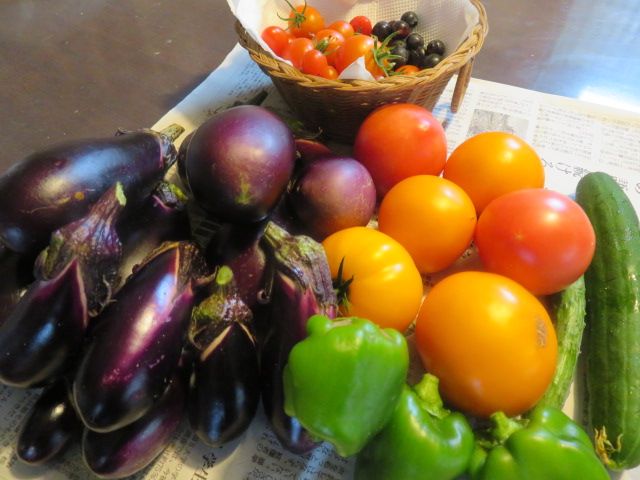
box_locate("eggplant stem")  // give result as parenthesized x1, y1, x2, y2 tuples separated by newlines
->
(159, 124, 185, 142)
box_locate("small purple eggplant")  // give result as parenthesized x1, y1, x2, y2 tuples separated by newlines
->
(0, 124, 183, 254)
(82, 370, 186, 478)
(0, 250, 35, 326)
(73, 241, 206, 432)
(187, 266, 260, 447)
(17, 379, 82, 465)
(258, 222, 337, 453)
(116, 182, 190, 285)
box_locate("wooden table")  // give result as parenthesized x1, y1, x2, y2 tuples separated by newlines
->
(1, 0, 639, 171)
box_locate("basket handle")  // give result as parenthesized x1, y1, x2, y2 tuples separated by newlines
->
(451, 58, 474, 112)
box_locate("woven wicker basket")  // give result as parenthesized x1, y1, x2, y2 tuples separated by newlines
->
(236, 0, 488, 143)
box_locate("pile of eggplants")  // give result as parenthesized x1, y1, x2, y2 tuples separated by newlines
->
(0, 104, 350, 478)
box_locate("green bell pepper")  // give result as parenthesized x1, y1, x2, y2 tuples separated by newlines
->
(355, 373, 475, 480)
(283, 314, 408, 457)
(470, 405, 609, 480)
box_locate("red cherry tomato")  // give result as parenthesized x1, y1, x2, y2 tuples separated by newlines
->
(334, 34, 374, 73)
(353, 104, 447, 197)
(283, 37, 314, 69)
(349, 15, 373, 35)
(314, 29, 345, 66)
(287, 3, 325, 38)
(261, 26, 294, 56)
(474, 188, 596, 295)
(319, 65, 338, 79)
(301, 48, 328, 76)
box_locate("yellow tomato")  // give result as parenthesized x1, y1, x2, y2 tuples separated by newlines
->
(322, 227, 423, 332)
(378, 175, 477, 274)
(415, 271, 558, 417)
(443, 131, 545, 213)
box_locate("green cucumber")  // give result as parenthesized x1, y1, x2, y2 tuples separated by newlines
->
(537, 275, 586, 410)
(575, 171, 640, 471)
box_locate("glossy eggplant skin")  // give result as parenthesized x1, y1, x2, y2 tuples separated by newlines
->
(0, 126, 181, 254)
(73, 241, 205, 433)
(189, 322, 260, 447)
(117, 183, 190, 285)
(0, 259, 87, 388)
(82, 371, 186, 479)
(0, 250, 35, 327)
(17, 379, 81, 465)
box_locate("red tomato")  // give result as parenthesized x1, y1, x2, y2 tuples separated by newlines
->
(314, 29, 345, 66)
(327, 20, 354, 38)
(283, 37, 314, 69)
(261, 26, 293, 56)
(415, 271, 558, 417)
(443, 132, 545, 213)
(353, 104, 447, 197)
(319, 65, 338, 79)
(287, 3, 325, 38)
(474, 188, 596, 295)
(334, 34, 374, 73)
(301, 48, 328, 76)
(349, 15, 372, 35)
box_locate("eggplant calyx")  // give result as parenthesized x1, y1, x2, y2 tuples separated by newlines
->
(188, 266, 254, 353)
(261, 221, 337, 309)
(153, 182, 188, 209)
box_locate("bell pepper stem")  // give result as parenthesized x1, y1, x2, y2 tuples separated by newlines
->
(490, 411, 524, 443)
(413, 374, 449, 419)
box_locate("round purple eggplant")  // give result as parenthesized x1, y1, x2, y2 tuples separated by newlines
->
(0, 259, 87, 388)
(73, 241, 206, 432)
(17, 379, 81, 465)
(82, 371, 186, 478)
(182, 105, 296, 224)
(0, 124, 183, 254)
(287, 156, 376, 241)
(187, 267, 260, 446)
(0, 250, 35, 327)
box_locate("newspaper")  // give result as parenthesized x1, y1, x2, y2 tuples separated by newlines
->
(1, 43, 640, 480)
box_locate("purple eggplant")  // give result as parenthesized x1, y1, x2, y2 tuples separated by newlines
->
(17, 379, 82, 465)
(0, 250, 35, 326)
(73, 241, 206, 432)
(0, 124, 183, 254)
(258, 222, 337, 453)
(0, 184, 126, 388)
(116, 182, 190, 285)
(82, 370, 186, 478)
(187, 266, 260, 447)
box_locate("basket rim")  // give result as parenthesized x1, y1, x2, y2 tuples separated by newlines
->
(235, 0, 488, 93)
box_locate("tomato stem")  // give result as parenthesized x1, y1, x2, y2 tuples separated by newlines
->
(333, 257, 353, 307)
(278, 0, 307, 30)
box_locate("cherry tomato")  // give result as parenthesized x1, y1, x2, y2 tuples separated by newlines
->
(314, 29, 345, 66)
(349, 15, 372, 35)
(301, 48, 328, 76)
(395, 64, 420, 75)
(353, 104, 447, 197)
(318, 64, 338, 79)
(415, 271, 558, 417)
(334, 34, 374, 73)
(322, 227, 423, 332)
(443, 132, 545, 213)
(378, 176, 477, 274)
(261, 26, 294, 57)
(282, 37, 314, 69)
(287, 3, 325, 38)
(475, 188, 596, 295)
(327, 20, 354, 38)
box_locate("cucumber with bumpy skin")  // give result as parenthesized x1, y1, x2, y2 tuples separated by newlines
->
(537, 276, 586, 410)
(576, 171, 640, 471)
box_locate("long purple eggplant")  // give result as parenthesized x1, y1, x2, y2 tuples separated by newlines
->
(82, 370, 186, 478)
(0, 184, 126, 388)
(0, 124, 183, 254)
(17, 379, 82, 465)
(187, 266, 260, 447)
(116, 182, 190, 286)
(73, 241, 206, 432)
(258, 222, 337, 454)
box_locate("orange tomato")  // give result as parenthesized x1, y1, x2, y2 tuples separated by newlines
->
(282, 37, 314, 69)
(322, 227, 423, 332)
(395, 64, 420, 75)
(378, 175, 477, 274)
(443, 131, 545, 213)
(327, 20, 354, 38)
(287, 3, 325, 38)
(415, 271, 558, 418)
(314, 28, 345, 66)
